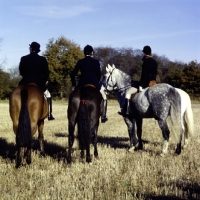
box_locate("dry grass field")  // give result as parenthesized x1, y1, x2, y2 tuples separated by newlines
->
(0, 100, 200, 200)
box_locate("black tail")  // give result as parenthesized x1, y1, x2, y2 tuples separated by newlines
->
(17, 89, 32, 147)
(77, 88, 91, 150)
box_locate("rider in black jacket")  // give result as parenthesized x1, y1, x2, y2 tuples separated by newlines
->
(70, 45, 108, 123)
(118, 45, 157, 117)
(70, 45, 101, 90)
(140, 46, 157, 88)
(19, 42, 49, 92)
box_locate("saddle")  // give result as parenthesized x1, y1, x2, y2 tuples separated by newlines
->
(84, 84, 96, 88)
(148, 80, 157, 87)
(27, 83, 38, 87)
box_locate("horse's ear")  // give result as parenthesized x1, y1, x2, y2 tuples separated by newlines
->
(112, 64, 115, 69)
(106, 64, 111, 72)
(107, 64, 112, 71)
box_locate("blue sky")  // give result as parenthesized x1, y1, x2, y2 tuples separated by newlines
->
(0, 0, 199, 71)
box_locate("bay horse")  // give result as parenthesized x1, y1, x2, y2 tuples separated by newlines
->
(9, 84, 48, 168)
(67, 85, 103, 163)
(102, 64, 193, 156)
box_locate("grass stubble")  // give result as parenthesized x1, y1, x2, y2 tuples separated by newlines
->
(0, 100, 199, 200)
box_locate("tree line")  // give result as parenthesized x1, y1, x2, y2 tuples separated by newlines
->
(0, 36, 200, 99)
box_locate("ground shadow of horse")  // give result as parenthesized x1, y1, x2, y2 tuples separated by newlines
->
(0, 137, 67, 163)
(0, 138, 16, 161)
(0, 133, 178, 164)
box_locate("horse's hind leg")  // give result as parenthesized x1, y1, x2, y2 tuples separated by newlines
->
(26, 146, 32, 165)
(175, 130, 183, 155)
(86, 145, 91, 163)
(38, 120, 45, 156)
(67, 123, 75, 164)
(16, 136, 23, 168)
(92, 126, 98, 158)
(125, 118, 139, 152)
(157, 119, 170, 156)
(136, 118, 143, 150)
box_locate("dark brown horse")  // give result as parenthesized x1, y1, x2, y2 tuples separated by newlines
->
(9, 83, 48, 168)
(67, 85, 103, 163)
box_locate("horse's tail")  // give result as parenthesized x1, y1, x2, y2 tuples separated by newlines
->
(77, 87, 90, 150)
(184, 95, 194, 138)
(17, 89, 32, 147)
(168, 87, 182, 143)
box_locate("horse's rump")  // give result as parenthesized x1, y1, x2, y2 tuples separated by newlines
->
(9, 85, 48, 132)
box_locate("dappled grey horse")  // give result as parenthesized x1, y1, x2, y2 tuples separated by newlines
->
(102, 64, 193, 156)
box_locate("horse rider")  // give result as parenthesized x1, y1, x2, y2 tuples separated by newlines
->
(118, 45, 158, 117)
(70, 44, 108, 123)
(18, 41, 49, 92)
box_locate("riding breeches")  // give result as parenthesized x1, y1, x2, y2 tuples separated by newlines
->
(100, 86, 107, 100)
(125, 87, 137, 99)
(44, 89, 51, 98)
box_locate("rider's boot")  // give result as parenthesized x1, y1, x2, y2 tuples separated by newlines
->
(101, 99, 108, 123)
(47, 97, 55, 120)
(118, 98, 130, 117)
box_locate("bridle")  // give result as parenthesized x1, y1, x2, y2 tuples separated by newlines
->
(104, 68, 116, 93)
(104, 68, 131, 94)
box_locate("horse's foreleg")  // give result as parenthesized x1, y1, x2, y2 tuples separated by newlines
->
(38, 120, 45, 156)
(125, 118, 138, 152)
(67, 123, 75, 164)
(158, 119, 170, 156)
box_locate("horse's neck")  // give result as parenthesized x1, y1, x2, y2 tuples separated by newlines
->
(115, 71, 131, 90)
(113, 70, 131, 107)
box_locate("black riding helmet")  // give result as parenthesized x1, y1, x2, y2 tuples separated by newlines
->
(84, 45, 94, 56)
(142, 45, 151, 55)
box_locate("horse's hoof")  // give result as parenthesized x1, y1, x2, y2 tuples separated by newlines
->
(86, 157, 92, 163)
(94, 153, 98, 158)
(128, 146, 135, 152)
(160, 153, 166, 157)
(175, 144, 182, 155)
(40, 152, 45, 157)
(175, 148, 181, 155)
(67, 157, 72, 164)
(134, 142, 143, 151)
(101, 118, 108, 123)
(15, 163, 21, 168)
(26, 158, 31, 165)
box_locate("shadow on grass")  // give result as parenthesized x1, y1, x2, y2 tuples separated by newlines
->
(0, 138, 16, 161)
(140, 180, 200, 200)
(0, 137, 67, 163)
(0, 134, 158, 162)
(0, 132, 179, 164)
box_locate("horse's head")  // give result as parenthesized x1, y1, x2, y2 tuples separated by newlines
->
(102, 64, 118, 93)
(102, 64, 132, 94)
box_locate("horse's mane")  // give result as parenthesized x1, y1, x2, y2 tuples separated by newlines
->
(116, 68, 132, 85)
